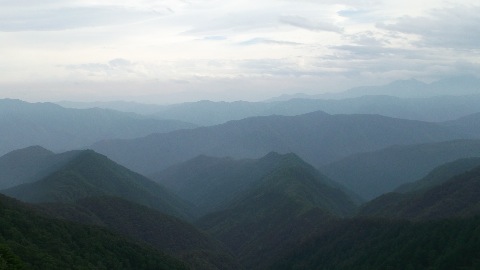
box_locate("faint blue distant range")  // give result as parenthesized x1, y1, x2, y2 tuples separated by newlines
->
(269, 76, 480, 100)
(56, 77, 480, 126)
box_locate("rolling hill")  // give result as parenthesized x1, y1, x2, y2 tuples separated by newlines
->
(1, 150, 191, 219)
(92, 111, 467, 175)
(0, 99, 195, 155)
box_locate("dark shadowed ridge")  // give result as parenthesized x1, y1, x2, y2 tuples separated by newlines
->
(1, 150, 192, 220)
(0, 194, 187, 270)
(39, 196, 242, 270)
(91, 110, 468, 175)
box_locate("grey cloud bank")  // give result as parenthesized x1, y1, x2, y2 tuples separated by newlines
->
(0, 0, 479, 102)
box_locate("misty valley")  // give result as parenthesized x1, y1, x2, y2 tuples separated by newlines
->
(1, 78, 480, 269)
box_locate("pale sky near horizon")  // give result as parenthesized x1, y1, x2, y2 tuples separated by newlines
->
(1, 0, 479, 103)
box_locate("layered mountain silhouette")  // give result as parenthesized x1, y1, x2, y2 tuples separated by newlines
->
(0, 194, 187, 270)
(0, 99, 195, 155)
(92, 111, 467, 175)
(58, 78, 480, 125)
(323, 139, 480, 199)
(150, 95, 480, 125)
(1, 150, 191, 219)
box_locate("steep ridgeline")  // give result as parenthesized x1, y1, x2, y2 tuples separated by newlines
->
(0, 99, 195, 155)
(152, 152, 360, 217)
(0, 146, 82, 190)
(0, 194, 187, 270)
(322, 139, 480, 200)
(196, 153, 357, 269)
(92, 111, 467, 175)
(1, 150, 191, 219)
(39, 197, 241, 270)
(359, 160, 480, 221)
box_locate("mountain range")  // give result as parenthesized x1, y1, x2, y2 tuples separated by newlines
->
(57, 77, 480, 126)
(359, 159, 480, 220)
(322, 139, 480, 199)
(1, 148, 191, 219)
(152, 152, 359, 216)
(0, 99, 195, 155)
(196, 153, 356, 269)
(2, 141, 480, 268)
(2, 84, 480, 269)
(91, 110, 471, 175)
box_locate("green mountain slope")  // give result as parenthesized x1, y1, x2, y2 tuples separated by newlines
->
(359, 163, 480, 220)
(322, 139, 480, 199)
(0, 194, 187, 270)
(270, 217, 480, 270)
(0, 99, 196, 155)
(2, 150, 191, 219)
(39, 197, 241, 270)
(92, 111, 467, 175)
(197, 154, 356, 269)
(152, 152, 358, 216)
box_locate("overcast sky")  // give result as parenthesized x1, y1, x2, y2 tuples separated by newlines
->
(1, 0, 479, 103)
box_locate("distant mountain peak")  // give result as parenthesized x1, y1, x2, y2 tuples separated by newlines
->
(2, 145, 54, 158)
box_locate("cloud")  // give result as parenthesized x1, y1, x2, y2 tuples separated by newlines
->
(377, 5, 480, 49)
(64, 58, 147, 79)
(202, 36, 227, 41)
(0, 4, 170, 32)
(279, 15, 343, 33)
(238, 38, 301, 46)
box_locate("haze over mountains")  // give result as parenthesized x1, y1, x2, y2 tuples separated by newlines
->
(0, 99, 195, 155)
(91, 111, 472, 175)
(57, 77, 480, 126)
(2, 76, 480, 269)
